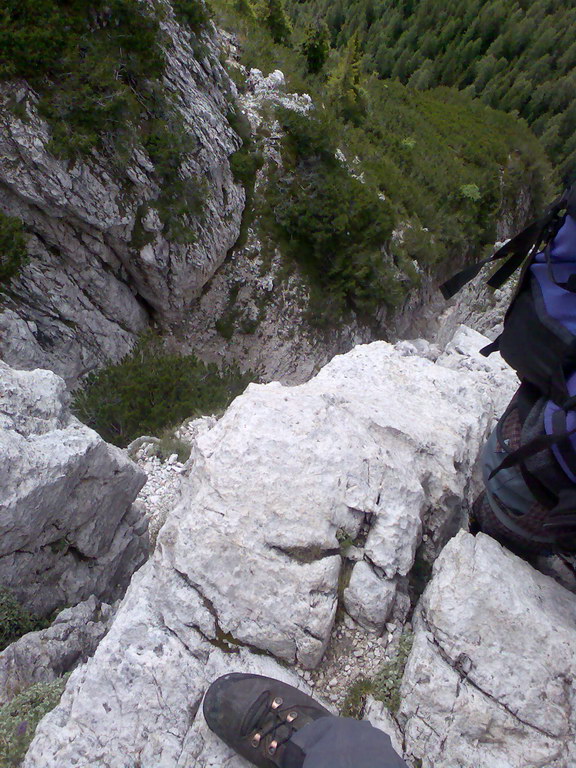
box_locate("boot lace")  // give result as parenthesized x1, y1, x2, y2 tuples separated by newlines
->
(243, 691, 300, 756)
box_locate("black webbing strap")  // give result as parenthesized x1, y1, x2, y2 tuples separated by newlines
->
(480, 338, 499, 357)
(549, 405, 576, 478)
(486, 218, 552, 291)
(440, 187, 572, 300)
(543, 487, 576, 529)
(489, 391, 576, 480)
(488, 425, 576, 480)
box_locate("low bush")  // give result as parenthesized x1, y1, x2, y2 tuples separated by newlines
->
(143, 119, 205, 243)
(0, 589, 49, 653)
(0, 214, 27, 287)
(0, 676, 69, 767)
(72, 335, 254, 446)
(340, 632, 414, 719)
(262, 107, 398, 322)
(371, 632, 414, 713)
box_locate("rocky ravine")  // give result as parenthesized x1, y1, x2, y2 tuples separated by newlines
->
(0, 11, 244, 387)
(176, 65, 376, 385)
(21, 325, 574, 768)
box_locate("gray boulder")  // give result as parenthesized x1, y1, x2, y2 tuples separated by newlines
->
(400, 531, 576, 768)
(0, 596, 115, 705)
(0, 361, 148, 616)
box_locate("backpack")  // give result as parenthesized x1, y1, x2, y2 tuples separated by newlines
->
(479, 381, 576, 553)
(442, 186, 576, 404)
(443, 186, 576, 551)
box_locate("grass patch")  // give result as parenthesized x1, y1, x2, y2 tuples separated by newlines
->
(340, 632, 414, 719)
(340, 677, 373, 719)
(155, 431, 192, 463)
(72, 334, 253, 447)
(0, 675, 69, 767)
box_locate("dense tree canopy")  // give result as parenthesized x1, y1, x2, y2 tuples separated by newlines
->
(285, 0, 576, 181)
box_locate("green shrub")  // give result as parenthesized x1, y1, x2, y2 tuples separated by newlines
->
(263, 107, 397, 322)
(0, 214, 27, 287)
(143, 119, 205, 243)
(0, 589, 49, 652)
(0, 676, 69, 767)
(460, 183, 482, 201)
(372, 632, 414, 714)
(172, 0, 211, 30)
(340, 632, 414, 719)
(72, 335, 254, 446)
(230, 146, 264, 188)
(225, 106, 264, 249)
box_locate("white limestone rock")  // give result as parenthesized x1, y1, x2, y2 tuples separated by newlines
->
(399, 531, 576, 768)
(437, 323, 517, 419)
(0, 596, 115, 705)
(343, 561, 396, 631)
(0, 11, 244, 386)
(0, 361, 148, 615)
(22, 337, 510, 767)
(364, 697, 405, 759)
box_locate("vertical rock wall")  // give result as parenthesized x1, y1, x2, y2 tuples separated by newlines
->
(0, 13, 244, 387)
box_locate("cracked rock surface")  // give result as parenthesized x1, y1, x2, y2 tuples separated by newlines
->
(400, 531, 576, 768)
(22, 332, 515, 767)
(0, 361, 148, 616)
(0, 13, 243, 386)
(0, 596, 115, 705)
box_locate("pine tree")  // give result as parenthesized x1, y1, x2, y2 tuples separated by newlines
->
(264, 0, 292, 45)
(327, 32, 366, 122)
(301, 21, 330, 74)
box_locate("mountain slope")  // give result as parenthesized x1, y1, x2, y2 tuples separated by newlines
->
(285, 0, 576, 180)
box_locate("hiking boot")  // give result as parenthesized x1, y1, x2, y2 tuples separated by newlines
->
(202, 672, 332, 768)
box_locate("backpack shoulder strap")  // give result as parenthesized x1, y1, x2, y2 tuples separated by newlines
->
(440, 187, 573, 300)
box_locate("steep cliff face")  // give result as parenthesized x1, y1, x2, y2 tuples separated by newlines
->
(177, 67, 375, 384)
(0, 13, 244, 387)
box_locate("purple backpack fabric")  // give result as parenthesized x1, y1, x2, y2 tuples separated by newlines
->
(442, 188, 576, 546)
(531, 213, 576, 334)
